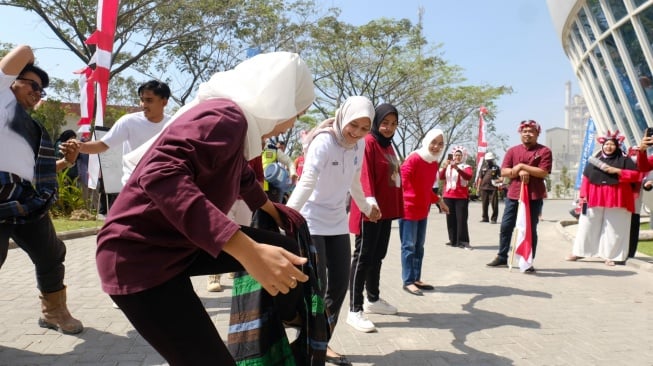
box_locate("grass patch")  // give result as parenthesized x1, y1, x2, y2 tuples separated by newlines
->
(52, 217, 103, 232)
(638, 222, 653, 257)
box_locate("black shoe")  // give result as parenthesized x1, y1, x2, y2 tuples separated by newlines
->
(414, 282, 435, 290)
(445, 241, 453, 246)
(524, 266, 536, 274)
(402, 285, 423, 296)
(480, 220, 489, 223)
(486, 256, 507, 267)
(490, 220, 497, 224)
(326, 354, 352, 365)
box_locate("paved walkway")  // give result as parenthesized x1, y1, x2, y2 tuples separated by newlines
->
(0, 201, 652, 366)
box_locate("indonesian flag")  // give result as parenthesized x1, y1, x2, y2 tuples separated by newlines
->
(74, 66, 94, 137)
(513, 182, 533, 272)
(83, 0, 120, 189)
(475, 106, 488, 182)
(84, 0, 119, 128)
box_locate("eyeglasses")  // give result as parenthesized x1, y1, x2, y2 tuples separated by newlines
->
(16, 77, 46, 98)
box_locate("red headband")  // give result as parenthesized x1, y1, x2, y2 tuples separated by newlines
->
(597, 130, 625, 144)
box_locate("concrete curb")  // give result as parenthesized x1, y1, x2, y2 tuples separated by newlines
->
(8, 227, 100, 249)
(556, 219, 653, 272)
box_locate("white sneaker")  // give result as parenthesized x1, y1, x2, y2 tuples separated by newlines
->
(363, 298, 397, 315)
(206, 275, 223, 292)
(346, 311, 376, 332)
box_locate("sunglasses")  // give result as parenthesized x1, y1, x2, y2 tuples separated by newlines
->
(16, 77, 47, 98)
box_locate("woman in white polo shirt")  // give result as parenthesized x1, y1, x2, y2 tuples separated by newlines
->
(286, 96, 380, 366)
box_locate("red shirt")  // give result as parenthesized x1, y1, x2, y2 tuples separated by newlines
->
(501, 143, 552, 200)
(439, 164, 473, 199)
(400, 152, 440, 221)
(96, 99, 268, 295)
(349, 134, 404, 234)
(294, 155, 305, 178)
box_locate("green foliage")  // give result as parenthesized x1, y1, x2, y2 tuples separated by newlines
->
(29, 99, 68, 143)
(51, 169, 87, 217)
(1, 1, 513, 158)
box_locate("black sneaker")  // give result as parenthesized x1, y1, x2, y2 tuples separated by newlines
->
(486, 256, 507, 267)
(524, 266, 536, 274)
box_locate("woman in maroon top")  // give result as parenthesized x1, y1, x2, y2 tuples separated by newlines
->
(96, 52, 315, 365)
(347, 104, 404, 333)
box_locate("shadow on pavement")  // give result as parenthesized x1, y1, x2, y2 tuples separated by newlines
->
(0, 328, 166, 366)
(530, 267, 637, 278)
(347, 349, 514, 366)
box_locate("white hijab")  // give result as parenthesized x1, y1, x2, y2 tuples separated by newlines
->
(415, 128, 444, 163)
(124, 52, 315, 171)
(305, 96, 375, 150)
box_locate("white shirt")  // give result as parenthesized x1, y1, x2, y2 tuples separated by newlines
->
(0, 71, 37, 182)
(286, 133, 366, 236)
(101, 111, 170, 157)
(100, 111, 170, 185)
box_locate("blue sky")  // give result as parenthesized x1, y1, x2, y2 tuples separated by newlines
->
(0, 1, 578, 147)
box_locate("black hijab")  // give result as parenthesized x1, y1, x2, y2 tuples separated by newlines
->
(371, 103, 398, 148)
(583, 142, 635, 185)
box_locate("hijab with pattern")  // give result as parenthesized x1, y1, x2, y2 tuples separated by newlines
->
(371, 103, 398, 148)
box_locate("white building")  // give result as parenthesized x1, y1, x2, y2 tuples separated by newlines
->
(547, 0, 653, 147)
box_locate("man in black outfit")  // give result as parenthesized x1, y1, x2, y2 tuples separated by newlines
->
(477, 152, 502, 224)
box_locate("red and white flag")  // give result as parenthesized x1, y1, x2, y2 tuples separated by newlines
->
(475, 106, 488, 182)
(83, 0, 120, 189)
(513, 182, 533, 272)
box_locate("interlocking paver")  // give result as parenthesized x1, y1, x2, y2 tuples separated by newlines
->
(0, 200, 651, 365)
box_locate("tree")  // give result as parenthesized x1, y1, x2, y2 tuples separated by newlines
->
(0, 0, 323, 107)
(30, 99, 68, 142)
(305, 9, 512, 161)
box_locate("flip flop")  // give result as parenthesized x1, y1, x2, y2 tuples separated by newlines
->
(605, 260, 615, 266)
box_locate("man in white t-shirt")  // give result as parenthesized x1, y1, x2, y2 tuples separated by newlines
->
(74, 80, 171, 182)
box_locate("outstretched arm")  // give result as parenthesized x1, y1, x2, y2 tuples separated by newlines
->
(0, 45, 34, 76)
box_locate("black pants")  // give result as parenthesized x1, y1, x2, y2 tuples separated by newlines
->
(480, 189, 498, 222)
(349, 219, 392, 312)
(111, 226, 301, 366)
(628, 213, 640, 258)
(97, 178, 118, 215)
(444, 197, 470, 246)
(0, 215, 66, 293)
(312, 234, 350, 336)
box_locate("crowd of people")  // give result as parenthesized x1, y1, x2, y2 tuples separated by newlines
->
(3, 43, 653, 365)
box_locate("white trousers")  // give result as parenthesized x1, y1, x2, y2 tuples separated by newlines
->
(572, 206, 631, 261)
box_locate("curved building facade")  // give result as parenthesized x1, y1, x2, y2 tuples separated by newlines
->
(547, 0, 653, 146)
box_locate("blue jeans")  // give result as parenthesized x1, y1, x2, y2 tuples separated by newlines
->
(497, 198, 543, 259)
(399, 218, 427, 285)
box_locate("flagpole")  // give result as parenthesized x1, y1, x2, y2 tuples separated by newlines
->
(508, 180, 525, 272)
